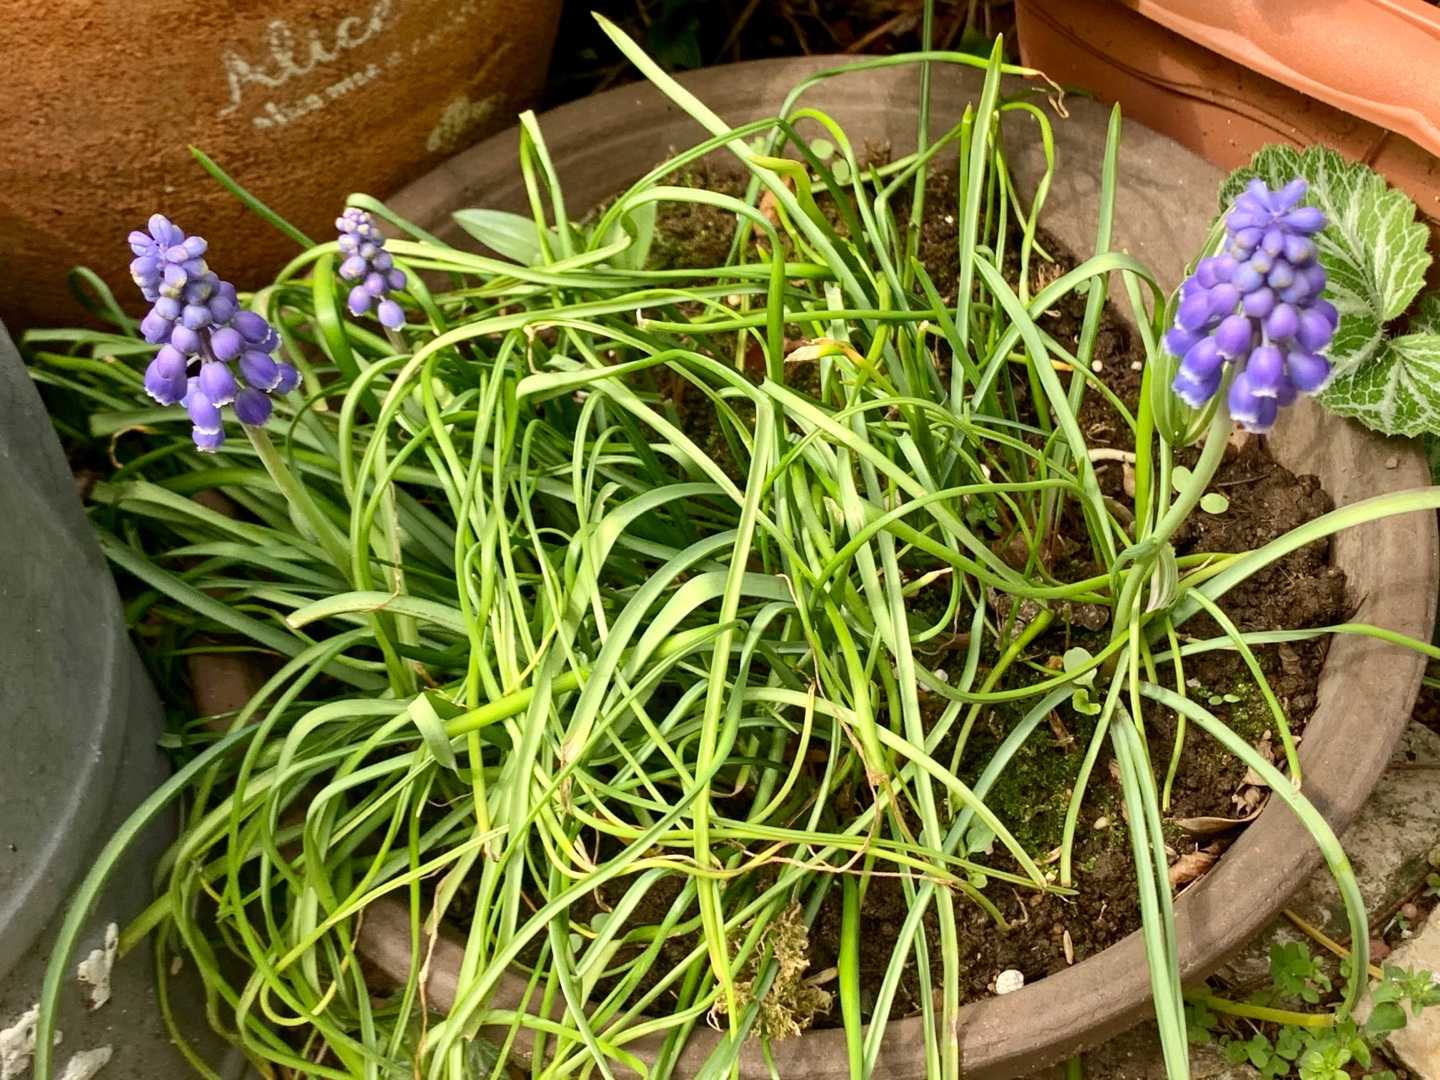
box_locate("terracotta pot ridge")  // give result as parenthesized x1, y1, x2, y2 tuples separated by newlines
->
(1124, 0, 1440, 157)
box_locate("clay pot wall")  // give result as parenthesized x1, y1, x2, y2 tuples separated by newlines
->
(0, 0, 561, 329)
(1014, 0, 1440, 262)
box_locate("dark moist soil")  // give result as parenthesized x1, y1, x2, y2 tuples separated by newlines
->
(1414, 683, 1440, 739)
(583, 160, 1349, 1025)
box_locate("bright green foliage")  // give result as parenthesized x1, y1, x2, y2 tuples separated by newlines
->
(1222, 1028, 1304, 1078)
(1371, 963, 1440, 1023)
(1271, 941, 1332, 1005)
(1191, 943, 1438, 1080)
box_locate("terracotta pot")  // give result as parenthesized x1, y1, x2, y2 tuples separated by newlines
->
(0, 0, 561, 331)
(1013, 0, 1440, 256)
(344, 57, 1439, 1077)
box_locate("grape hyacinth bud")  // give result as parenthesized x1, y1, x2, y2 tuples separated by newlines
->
(130, 214, 299, 452)
(1163, 178, 1337, 433)
(336, 207, 407, 330)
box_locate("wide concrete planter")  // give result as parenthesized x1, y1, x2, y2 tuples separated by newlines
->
(354, 57, 1434, 1076)
(1013, 0, 1440, 258)
(0, 0, 561, 331)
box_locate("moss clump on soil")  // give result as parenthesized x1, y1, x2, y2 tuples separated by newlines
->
(963, 710, 1123, 858)
(647, 167, 745, 271)
(711, 903, 832, 1041)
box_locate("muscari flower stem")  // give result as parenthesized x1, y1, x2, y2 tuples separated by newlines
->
(1150, 388, 1234, 549)
(250, 426, 417, 696)
(245, 426, 352, 575)
(1111, 386, 1234, 639)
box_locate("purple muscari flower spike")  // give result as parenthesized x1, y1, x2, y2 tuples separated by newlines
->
(1286, 350, 1332, 394)
(273, 359, 301, 395)
(126, 214, 298, 451)
(347, 284, 373, 316)
(377, 298, 405, 330)
(1244, 344, 1286, 398)
(1173, 366, 1221, 409)
(232, 388, 274, 427)
(198, 360, 238, 407)
(144, 345, 189, 406)
(336, 207, 407, 328)
(193, 429, 225, 452)
(239, 349, 282, 392)
(1163, 178, 1335, 433)
(183, 379, 222, 437)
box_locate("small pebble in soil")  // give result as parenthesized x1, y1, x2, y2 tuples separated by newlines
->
(1385, 455, 1399, 469)
(1091, 360, 1103, 373)
(994, 969, 1024, 995)
(1401, 902, 1421, 922)
(1093, 816, 1111, 831)
(934, 669, 949, 682)
(1372, 938, 1392, 960)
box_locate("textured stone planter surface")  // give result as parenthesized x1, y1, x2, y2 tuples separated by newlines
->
(358, 57, 1438, 1077)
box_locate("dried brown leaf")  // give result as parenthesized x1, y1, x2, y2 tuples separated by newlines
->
(1168, 850, 1218, 888)
(1173, 806, 1263, 836)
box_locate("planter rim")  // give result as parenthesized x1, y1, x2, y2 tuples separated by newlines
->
(366, 56, 1439, 1078)
(1122, 0, 1440, 158)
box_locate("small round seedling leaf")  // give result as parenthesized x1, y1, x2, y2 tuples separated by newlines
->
(1062, 646, 1098, 689)
(964, 821, 996, 856)
(1200, 492, 1230, 514)
(1170, 465, 1194, 493)
(809, 137, 835, 161)
(832, 159, 852, 184)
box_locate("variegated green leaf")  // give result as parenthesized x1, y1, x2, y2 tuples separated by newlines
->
(1322, 297, 1440, 437)
(1412, 293, 1440, 336)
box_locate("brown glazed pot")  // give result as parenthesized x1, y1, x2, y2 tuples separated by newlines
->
(0, 0, 560, 331)
(350, 57, 1437, 1076)
(1014, 0, 1440, 255)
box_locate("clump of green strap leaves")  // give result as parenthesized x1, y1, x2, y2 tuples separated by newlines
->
(26, 11, 1440, 1080)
